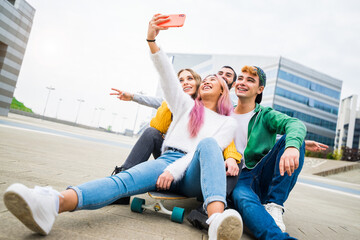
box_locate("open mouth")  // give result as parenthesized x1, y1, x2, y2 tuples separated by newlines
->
(183, 87, 192, 92)
(236, 86, 248, 93)
(202, 85, 212, 90)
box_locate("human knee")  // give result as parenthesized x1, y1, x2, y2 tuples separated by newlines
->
(144, 127, 161, 136)
(197, 137, 218, 150)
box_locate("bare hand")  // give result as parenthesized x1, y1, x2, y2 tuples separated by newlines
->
(110, 88, 133, 101)
(279, 147, 300, 176)
(225, 158, 239, 176)
(305, 140, 328, 152)
(156, 171, 174, 190)
(147, 14, 170, 40)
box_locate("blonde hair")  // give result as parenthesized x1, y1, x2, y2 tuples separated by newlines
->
(177, 69, 202, 99)
(241, 65, 258, 77)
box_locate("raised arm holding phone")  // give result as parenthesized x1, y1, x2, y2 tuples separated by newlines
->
(3, 14, 243, 240)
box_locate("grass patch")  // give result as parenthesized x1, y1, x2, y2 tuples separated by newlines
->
(10, 97, 33, 113)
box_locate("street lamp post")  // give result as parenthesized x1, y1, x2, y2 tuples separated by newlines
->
(91, 108, 98, 126)
(75, 99, 85, 124)
(111, 113, 117, 132)
(121, 116, 127, 134)
(42, 86, 55, 118)
(55, 98, 62, 119)
(97, 107, 105, 128)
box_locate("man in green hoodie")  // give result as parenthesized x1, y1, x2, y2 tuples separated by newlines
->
(229, 65, 306, 240)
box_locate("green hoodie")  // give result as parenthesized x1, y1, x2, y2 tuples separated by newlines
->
(244, 103, 307, 169)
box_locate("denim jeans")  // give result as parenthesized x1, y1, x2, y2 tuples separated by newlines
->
(121, 127, 164, 169)
(71, 138, 227, 211)
(231, 135, 305, 240)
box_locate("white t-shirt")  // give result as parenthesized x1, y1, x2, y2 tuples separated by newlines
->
(231, 110, 255, 164)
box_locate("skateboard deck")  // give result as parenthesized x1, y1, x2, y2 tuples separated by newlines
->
(148, 191, 187, 200)
(130, 191, 187, 223)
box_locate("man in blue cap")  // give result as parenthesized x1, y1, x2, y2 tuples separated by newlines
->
(229, 65, 306, 239)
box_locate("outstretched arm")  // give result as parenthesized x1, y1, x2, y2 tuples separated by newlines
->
(110, 88, 163, 109)
(148, 14, 193, 115)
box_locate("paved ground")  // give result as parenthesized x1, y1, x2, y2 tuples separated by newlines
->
(1, 114, 359, 240)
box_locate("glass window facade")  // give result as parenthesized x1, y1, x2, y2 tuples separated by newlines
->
(274, 104, 337, 131)
(278, 70, 340, 100)
(275, 87, 338, 115)
(306, 132, 334, 147)
(263, 85, 275, 97)
(353, 119, 360, 149)
(265, 69, 278, 80)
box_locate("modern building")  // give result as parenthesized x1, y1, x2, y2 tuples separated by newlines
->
(160, 53, 343, 147)
(334, 95, 360, 150)
(0, 0, 35, 116)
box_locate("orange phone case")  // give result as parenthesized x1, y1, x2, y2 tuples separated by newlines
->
(158, 14, 186, 28)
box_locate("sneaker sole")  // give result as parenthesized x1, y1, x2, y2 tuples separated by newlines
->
(4, 191, 47, 235)
(217, 215, 243, 240)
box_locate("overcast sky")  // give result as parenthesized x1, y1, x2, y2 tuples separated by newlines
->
(14, 0, 360, 132)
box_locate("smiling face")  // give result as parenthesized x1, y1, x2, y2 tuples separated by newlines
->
(218, 67, 235, 86)
(199, 75, 223, 99)
(235, 71, 264, 101)
(178, 70, 197, 97)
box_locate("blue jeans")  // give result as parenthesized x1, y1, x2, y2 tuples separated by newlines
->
(121, 127, 164, 169)
(231, 135, 305, 240)
(70, 138, 226, 211)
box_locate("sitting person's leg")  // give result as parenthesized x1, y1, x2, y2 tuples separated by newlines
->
(174, 138, 243, 240)
(231, 135, 304, 240)
(258, 135, 305, 232)
(111, 127, 164, 204)
(231, 170, 293, 240)
(186, 163, 242, 230)
(4, 152, 181, 235)
(115, 127, 164, 172)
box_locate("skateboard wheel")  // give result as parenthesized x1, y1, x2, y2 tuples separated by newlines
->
(171, 207, 185, 223)
(131, 197, 145, 213)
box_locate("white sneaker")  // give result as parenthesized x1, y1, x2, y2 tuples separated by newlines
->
(207, 209, 243, 240)
(3, 183, 63, 235)
(263, 203, 286, 232)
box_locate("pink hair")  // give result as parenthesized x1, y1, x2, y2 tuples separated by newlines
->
(188, 74, 233, 137)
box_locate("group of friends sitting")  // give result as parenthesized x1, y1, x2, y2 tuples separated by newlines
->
(4, 14, 328, 240)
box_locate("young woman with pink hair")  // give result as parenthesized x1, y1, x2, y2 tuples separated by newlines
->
(4, 14, 243, 240)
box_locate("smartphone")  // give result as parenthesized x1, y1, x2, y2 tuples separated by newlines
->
(158, 14, 186, 28)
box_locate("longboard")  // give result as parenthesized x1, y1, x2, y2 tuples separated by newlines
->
(130, 191, 187, 223)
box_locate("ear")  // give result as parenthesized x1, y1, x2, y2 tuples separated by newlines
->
(257, 86, 264, 94)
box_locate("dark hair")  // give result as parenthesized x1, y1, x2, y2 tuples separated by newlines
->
(221, 66, 237, 89)
(255, 93, 263, 104)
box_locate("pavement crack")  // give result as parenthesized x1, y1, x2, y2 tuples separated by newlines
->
(340, 226, 349, 231)
(328, 227, 337, 233)
(298, 228, 306, 235)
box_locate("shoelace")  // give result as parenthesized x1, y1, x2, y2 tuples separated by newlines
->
(206, 212, 220, 225)
(34, 186, 64, 199)
(111, 166, 123, 176)
(265, 203, 284, 220)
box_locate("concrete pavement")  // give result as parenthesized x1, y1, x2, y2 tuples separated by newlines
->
(1, 114, 359, 239)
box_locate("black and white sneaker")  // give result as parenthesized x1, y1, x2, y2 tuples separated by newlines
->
(186, 204, 209, 230)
